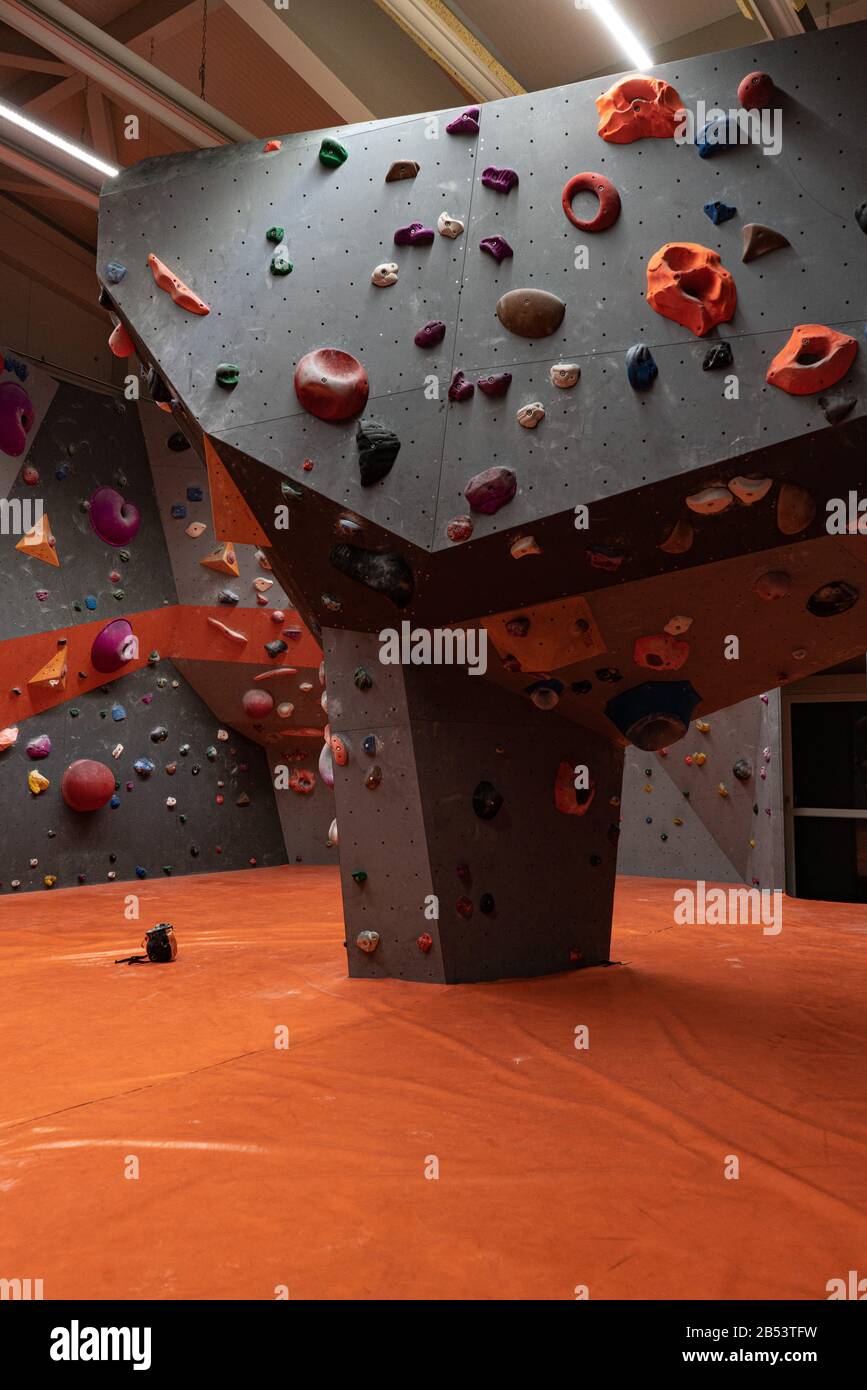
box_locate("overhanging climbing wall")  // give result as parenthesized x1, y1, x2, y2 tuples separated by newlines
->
(98, 22, 867, 980)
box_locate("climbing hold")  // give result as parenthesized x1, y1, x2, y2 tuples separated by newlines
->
(186, 521, 207, 538)
(742, 223, 790, 262)
(16, 513, 59, 566)
(393, 221, 435, 246)
(91, 619, 137, 673)
(496, 288, 565, 338)
(200, 541, 239, 576)
(702, 341, 733, 371)
(216, 363, 239, 389)
(89, 486, 140, 546)
(481, 166, 518, 193)
(456, 896, 473, 920)
(550, 363, 580, 388)
(266, 227, 284, 244)
(28, 769, 49, 795)
(263, 139, 281, 152)
(562, 172, 621, 231)
(646, 243, 736, 336)
(28, 647, 67, 691)
(696, 113, 741, 158)
(330, 733, 350, 767)
(356, 418, 401, 486)
(777, 483, 816, 535)
(385, 160, 419, 182)
(693, 752, 707, 766)
(738, 70, 775, 110)
(371, 261, 399, 287)
(270, 246, 293, 275)
(596, 75, 684, 143)
(626, 344, 658, 390)
(477, 372, 512, 397)
(510, 534, 541, 558)
(60, 759, 115, 811)
(806, 580, 859, 617)
(605, 680, 701, 751)
(686, 486, 733, 515)
(365, 765, 382, 790)
(147, 253, 210, 315)
(288, 768, 315, 795)
(168, 431, 190, 452)
(26, 734, 51, 760)
(0, 727, 18, 752)
(207, 616, 247, 645)
(634, 634, 690, 670)
(319, 138, 348, 168)
(733, 758, 752, 781)
(330, 544, 414, 607)
(108, 322, 135, 358)
(294, 348, 369, 421)
(527, 679, 563, 710)
(767, 325, 857, 395)
(449, 371, 474, 402)
(664, 615, 693, 636)
(171, 503, 187, 519)
(0, 381, 34, 457)
(105, 260, 126, 284)
(819, 393, 857, 425)
(22, 464, 39, 485)
(355, 929, 378, 953)
(517, 402, 545, 428)
(447, 515, 473, 543)
(695, 719, 710, 733)
(755, 570, 790, 601)
(472, 780, 503, 820)
(554, 762, 596, 816)
(354, 667, 373, 691)
(417, 934, 433, 953)
(479, 234, 513, 263)
(718, 783, 729, 798)
(362, 735, 377, 757)
(464, 467, 517, 514)
(437, 211, 464, 238)
(856, 200, 867, 235)
(446, 107, 480, 135)
(728, 476, 772, 505)
(242, 689, 274, 719)
(703, 200, 737, 225)
(150, 726, 168, 743)
(414, 320, 446, 348)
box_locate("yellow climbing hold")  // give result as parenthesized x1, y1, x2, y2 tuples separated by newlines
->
(643, 783, 653, 793)
(44, 874, 57, 888)
(673, 817, 684, 826)
(28, 769, 50, 794)
(693, 752, 707, 766)
(749, 838, 756, 848)
(696, 719, 710, 733)
(718, 782, 729, 797)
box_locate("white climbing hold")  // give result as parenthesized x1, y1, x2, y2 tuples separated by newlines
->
(510, 535, 542, 558)
(371, 262, 399, 287)
(277, 702, 295, 718)
(686, 486, 733, 515)
(728, 476, 772, 505)
(327, 818, 338, 846)
(550, 362, 580, 389)
(112, 743, 123, 758)
(217, 728, 229, 740)
(186, 521, 207, 538)
(517, 402, 546, 429)
(253, 577, 273, 593)
(437, 211, 464, 239)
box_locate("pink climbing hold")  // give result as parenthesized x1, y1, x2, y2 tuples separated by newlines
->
(479, 235, 513, 263)
(89, 486, 141, 546)
(207, 616, 248, 645)
(0, 381, 34, 457)
(481, 167, 519, 194)
(449, 371, 474, 402)
(446, 107, 480, 135)
(91, 619, 138, 673)
(464, 467, 517, 514)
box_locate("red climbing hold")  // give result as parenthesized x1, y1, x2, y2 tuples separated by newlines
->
(61, 759, 116, 812)
(562, 173, 621, 232)
(294, 348, 369, 422)
(108, 322, 135, 358)
(737, 71, 775, 111)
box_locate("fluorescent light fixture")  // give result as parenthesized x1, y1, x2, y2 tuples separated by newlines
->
(582, 0, 654, 70)
(0, 97, 119, 179)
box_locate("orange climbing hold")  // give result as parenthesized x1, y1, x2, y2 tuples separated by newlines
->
(28, 648, 67, 691)
(646, 243, 736, 337)
(203, 436, 270, 547)
(108, 322, 135, 358)
(200, 541, 239, 576)
(147, 253, 210, 315)
(554, 762, 596, 816)
(596, 76, 684, 144)
(16, 513, 59, 566)
(766, 325, 858, 396)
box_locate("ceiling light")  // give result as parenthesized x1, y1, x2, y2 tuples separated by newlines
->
(0, 97, 119, 179)
(583, 0, 654, 70)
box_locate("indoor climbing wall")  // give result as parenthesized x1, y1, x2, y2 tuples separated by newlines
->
(98, 22, 867, 980)
(0, 355, 329, 893)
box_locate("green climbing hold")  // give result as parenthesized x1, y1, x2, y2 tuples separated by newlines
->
(270, 246, 293, 276)
(70, 707, 80, 718)
(351, 869, 368, 885)
(281, 479, 303, 499)
(319, 138, 348, 168)
(266, 226, 284, 244)
(216, 363, 240, 388)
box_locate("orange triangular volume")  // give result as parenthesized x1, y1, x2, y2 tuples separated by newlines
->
(16, 514, 60, 566)
(204, 437, 271, 547)
(29, 648, 67, 690)
(200, 540, 239, 576)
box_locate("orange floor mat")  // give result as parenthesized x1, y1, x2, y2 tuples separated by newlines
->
(1, 868, 865, 1300)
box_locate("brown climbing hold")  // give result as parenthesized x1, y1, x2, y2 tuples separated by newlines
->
(777, 483, 816, 536)
(200, 541, 239, 576)
(741, 223, 790, 262)
(646, 243, 736, 337)
(659, 519, 694, 554)
(294, 348, 369, 421)
(596, 75, 684, 143)
(496, 288, 565, 339)
(16, 513, 59, 566)
(385, 160, 419, 181)
(147, 253, 210, 315)
(766, 325, 858, 396)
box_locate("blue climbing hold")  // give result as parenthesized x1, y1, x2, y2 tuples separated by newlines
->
(135, 865, 148, 879)
(171, 503, 187, 519)
(626, 344, 658, 391)
(362, 735, 377, 757)
(703, 199, 737, 225)
(110, 795, 121, 808)
(85, 595, 97, 610)
(697, 114, 739, 158)
(133, 757, 155, 777)
(55, 464, 70, 481)
(111, 704, 126, 721)
(105, 261, 126, 284)
(186, 486, 203, 502)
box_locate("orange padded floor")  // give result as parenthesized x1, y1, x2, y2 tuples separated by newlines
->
(1, 868, 865, 1301)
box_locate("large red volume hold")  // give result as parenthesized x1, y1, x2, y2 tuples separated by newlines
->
(294, 348, 370, 422)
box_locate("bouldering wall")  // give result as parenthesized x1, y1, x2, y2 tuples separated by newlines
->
(98, 22, 867, 979)
(617, 691, 785, 886)
(0, 354, 331, 892)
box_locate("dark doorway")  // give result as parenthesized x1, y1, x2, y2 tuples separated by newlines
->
(791, 701, 867, 902)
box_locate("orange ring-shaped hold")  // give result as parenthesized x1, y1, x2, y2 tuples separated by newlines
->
(288, 769, 316, 795)
(562, 172, 621, 232)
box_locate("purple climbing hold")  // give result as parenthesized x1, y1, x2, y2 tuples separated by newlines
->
(91, 619, 138, 673)
(477, 372, 512, 397)
(465, 467, 517, 514)
(26, 734, 52, 759)
(479, 235, 514, 263)
(394, 221, 435, 247)
(89, 486, 141, 547)
(414, 320, 447, 349)
(481, 167, 519, 194)
(446, 106, 480, 135)
(449, 371, 474, 402)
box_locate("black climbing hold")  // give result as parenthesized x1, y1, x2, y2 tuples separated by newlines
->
(605, 681, 702, 752)
(266, 639, 288, 658)
(356, 418, 400, 487)
(806, 580, 859, 617)
(818, 393, 857, 425)
(472, 780, 503, 820)
(733, 758, 752, 781)
(330, 544, 414, 608)
(571, 680, 592, 695)
(703, 341, 734, 371)
(479, 893, 495, 914)
(354, 667, 373, 691)
(856, 200, 867, 235)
